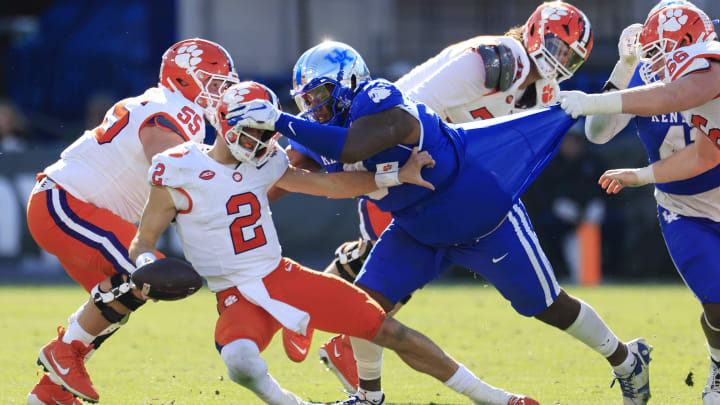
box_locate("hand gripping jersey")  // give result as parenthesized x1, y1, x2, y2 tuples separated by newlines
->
(44, 87, 206, 223)
(627, 64, 720, 221)
(149, 142, 288, 292)
(667, 41, 720, 149)
(395, 35, 560, 123)
(293, 79, 575, 246)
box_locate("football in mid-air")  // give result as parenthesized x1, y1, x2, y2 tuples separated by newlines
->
(131, 257, 203, 301)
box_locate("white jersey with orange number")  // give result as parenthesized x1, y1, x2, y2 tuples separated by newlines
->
(44, 86, 206, 223)
(669, 41, 720, 148)
(395, 35, 559, 124)
(149, 142, 288, 292)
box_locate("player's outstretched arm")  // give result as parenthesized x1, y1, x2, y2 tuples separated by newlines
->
(560, 62, 720, 118)
(341, 107, 421, 163)
(275, 147, 435, 199)
(598, 133, 720, 193)
(129, 185, 178, 263)
(227, 98, 420, 163)
(267, 146, 323, 203)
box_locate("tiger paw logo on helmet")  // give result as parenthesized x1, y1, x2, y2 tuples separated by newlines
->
(658, 8, 689, 32)
(540, 6, 569, 22)
(223, 86, 252, 104)
(174, 45, 205, 69)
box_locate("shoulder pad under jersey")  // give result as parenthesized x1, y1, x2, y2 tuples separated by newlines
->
(669, 42, 720, 81)
(475, 43, 516, 92)
(148, 143, 200, 188)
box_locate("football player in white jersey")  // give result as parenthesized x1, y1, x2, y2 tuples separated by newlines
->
(26, 38, 238, 404)
(395, 0, 591, 122)
(128, 81, 540, 405)
(562, 2, 720, 403)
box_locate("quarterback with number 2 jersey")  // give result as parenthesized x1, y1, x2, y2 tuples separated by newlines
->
(128, 81, 538, 405)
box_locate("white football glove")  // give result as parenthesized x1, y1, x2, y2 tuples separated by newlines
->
(558, 90, 623, 119)
(605, 23, 644, 90)
(618, 23, 643, 65)
(225, 99, 280, 131)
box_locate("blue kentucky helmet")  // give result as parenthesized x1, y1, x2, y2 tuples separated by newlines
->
(291, 41, 370, 126)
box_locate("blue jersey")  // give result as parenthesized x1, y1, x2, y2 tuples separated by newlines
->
(291, 79, 575, 246)
(291, 79, 461, 213)
(628, 68, 720, 195)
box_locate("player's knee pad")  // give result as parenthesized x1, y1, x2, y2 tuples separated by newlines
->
(221, 339, 267, 387)
(91, 274, 144, 323)
(330, 238, 375, 283)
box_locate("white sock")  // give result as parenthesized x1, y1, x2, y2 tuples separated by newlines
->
(357, 388, 384, 404)
(253, 374, 308, 405)
(62, 321, 95, 346)
(444, 364, 510, 405)
(565, 299, 619, 358)
(222, 339, 307, 405)
(612, 350, 637, 376)
(349, 337, 384, 380)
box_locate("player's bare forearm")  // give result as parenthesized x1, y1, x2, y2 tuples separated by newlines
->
(268, 147, 324, 203)
(277, 148, 435, 198)
(130, 186, 177, 261)
(653, 135, 720, 182)
(621, 66, 720, 117)
(340, 107, 421, 163)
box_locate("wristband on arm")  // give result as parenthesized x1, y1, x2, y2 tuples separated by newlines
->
(275, 113, 348, 160)
(374, 162, 401, 188)
(635, 165, 656, 185)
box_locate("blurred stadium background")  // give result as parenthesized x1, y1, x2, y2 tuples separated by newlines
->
(1, 0, 718, 284)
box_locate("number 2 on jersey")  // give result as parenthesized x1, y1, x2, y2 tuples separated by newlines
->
(226, 193, 267, 254)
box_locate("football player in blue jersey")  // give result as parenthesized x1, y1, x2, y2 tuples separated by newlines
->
(582, 1, 720, 402)
(227, 37, 652, 405)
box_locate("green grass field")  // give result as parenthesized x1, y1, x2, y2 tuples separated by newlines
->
(1, 283, 707, 405)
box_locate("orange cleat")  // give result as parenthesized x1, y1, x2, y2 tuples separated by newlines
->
(507, 395, 539, 405)
(27, 374, 85, 405)
(37, 327, 98, 403)
(318, 334, 358, 392)
(282, 327, 314, 363)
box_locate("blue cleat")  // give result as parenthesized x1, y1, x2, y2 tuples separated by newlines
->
(611, 338, 652, 405)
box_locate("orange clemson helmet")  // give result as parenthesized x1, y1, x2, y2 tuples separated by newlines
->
(637, 4, 717, 83)
(522, 1, 594, 82)
(214, 81, 281, 167)
(160, 38, 239, 119)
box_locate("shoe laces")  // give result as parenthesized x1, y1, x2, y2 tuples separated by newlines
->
(64, 339, 94, 380)
(709, 361, 720, 392)
(610, 353, 645, 398)
(611, 375, 637, 398)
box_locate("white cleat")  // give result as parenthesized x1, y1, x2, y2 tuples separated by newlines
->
(703, 358, 720, 404)
(611, 338, 652, 405)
